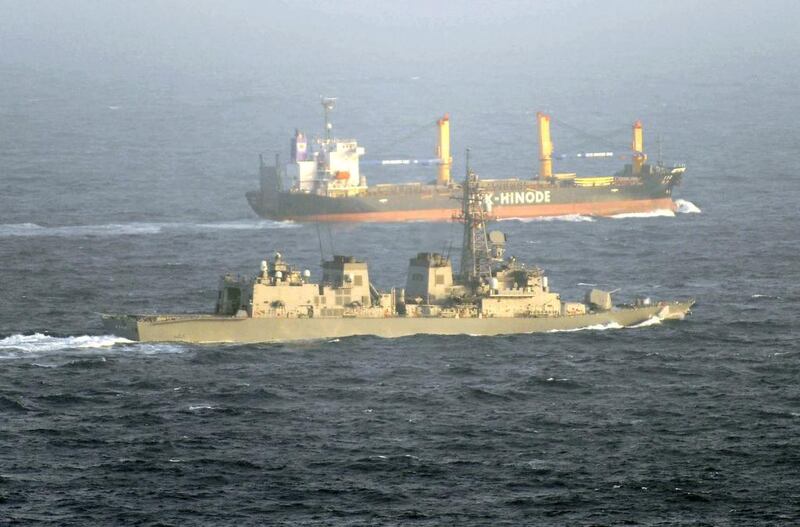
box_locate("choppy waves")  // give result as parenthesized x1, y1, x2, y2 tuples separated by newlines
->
(0, 220, 299, 238)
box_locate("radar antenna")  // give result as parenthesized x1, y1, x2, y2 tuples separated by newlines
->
(321, 97, 337, 142)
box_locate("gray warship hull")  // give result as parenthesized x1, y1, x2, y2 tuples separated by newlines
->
(102, 301, 693, 344)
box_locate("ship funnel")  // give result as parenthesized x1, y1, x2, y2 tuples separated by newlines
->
(537, 112, 553, 179)
(436, 114, 452, 186)
(632, 120, 647, 175)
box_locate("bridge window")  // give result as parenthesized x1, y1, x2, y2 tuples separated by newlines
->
(354, 275, 363, 286)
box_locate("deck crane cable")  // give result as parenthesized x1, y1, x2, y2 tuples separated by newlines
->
(548, 116, 630, 154)
(368, 119, 439, 159)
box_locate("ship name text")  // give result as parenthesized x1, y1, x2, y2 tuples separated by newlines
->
(491, 190, 552, 206)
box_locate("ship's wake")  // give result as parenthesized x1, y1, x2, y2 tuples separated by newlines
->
(500, 214, 595, 223)
(0, 220, 298, 238)
(0, 222, 162, 237)
(191, 220, 299, 231)
(0, 333, 185, 359)
(609, 199, 701, 219)
(0, 333, 131, 354)
(610, 209, 675, 219)
(500, 201, 701, 223)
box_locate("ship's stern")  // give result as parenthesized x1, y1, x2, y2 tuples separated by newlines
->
(247, 159, 284, 219)
(101, 314, 141, 341)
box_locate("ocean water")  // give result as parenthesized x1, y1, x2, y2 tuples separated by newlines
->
(2, 43, 800, 525)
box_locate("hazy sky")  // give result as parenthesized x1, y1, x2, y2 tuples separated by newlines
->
(1, 0, 798, 81)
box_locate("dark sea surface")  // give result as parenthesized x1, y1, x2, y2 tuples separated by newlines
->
(2, 48, 800, 525)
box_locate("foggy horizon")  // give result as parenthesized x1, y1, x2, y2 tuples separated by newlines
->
(2, 0, 798, 81)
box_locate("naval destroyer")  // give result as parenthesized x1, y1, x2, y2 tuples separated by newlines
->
(104, 169, 693, 343)
(246, 98, 686, 223)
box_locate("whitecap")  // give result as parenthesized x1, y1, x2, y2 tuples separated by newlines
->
(188, 404, 217, 411)
(751, 294, 781, 300)
(675, 199, 701, 214)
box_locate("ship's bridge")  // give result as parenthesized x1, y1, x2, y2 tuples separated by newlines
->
(321, 139, 366, 192)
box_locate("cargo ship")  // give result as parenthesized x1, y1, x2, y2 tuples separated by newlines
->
(246, 99, 686, 223)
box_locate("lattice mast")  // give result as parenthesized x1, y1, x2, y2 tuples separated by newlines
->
(457, 159, 493, 286)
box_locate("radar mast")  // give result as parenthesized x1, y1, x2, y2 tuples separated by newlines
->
(321, 97, 337, 142)
(456, 151, 493, 286)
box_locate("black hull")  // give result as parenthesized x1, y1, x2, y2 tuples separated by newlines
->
(248, 166, 683, 223)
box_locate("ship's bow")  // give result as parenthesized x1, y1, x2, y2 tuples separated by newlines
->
(657, 299, 695, 320)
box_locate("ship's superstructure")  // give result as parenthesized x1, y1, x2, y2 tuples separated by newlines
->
(247, 99, 686, 222)
(285, 98, 368, 197)
(104, 170, 693, 343)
